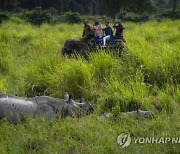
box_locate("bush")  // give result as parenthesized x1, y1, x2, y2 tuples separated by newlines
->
(23, 56, 58, 97)
(62, 12, 81, 24)
(0, 50, 13, 75)
(115, 11, 127, 20)
(157, 10, 180, 20)
(0, 11, 10, 23)
(116, 12, 149, 22)
(82, 15, 112, 23)
(90, 52, 119, 82)
(47, 59, 94, 99)
(101, 74, 152, 115)
(18, 9, 81, 25)
(20, 7, 60, 25)
(0, 79, 8, 93)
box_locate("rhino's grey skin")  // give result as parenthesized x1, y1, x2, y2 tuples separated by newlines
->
(0, 96, 37, 123)
(0, 95, 68, 123)
(63, 93, 94, 117)
(122, 109, 154, 120)
(29, 96, 69, 118)
(98, 113, 114, 121)
(68, 100, 94, 117)
(98, 110, 154, 121)
(0, 93, 93, 123)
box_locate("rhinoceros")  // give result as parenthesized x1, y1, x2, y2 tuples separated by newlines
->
(122, 109, 154, 120)
(0, 93, 93, 123)
(98, 110, 154, 121)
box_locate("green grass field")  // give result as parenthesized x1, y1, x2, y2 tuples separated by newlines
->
(0, 17, 180, 153)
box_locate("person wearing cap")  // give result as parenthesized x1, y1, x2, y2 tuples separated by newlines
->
(81, 20, 94, 43)
(113, 19, 125, 42)
(93, 21, 103, 45)
(102, 21, 113, 47)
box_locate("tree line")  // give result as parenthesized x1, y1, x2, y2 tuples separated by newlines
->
(0, 0, 179, 18)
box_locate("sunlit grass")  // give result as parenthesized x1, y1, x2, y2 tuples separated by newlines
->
(0, 17, 180, 153)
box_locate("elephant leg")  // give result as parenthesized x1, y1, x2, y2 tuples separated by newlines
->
(36, 104, 55, 122)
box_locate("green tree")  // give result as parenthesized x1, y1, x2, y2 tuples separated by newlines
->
(0, 0, 20, 10)
(167, 0, 179, 11)
(122, 0, 155, 13)
(100, 0, 155, 18)
(100, 0, 122, 18)
(172, 0, 177, 11)
(93, 0, 100, 15)
(35, 0, 42, 7)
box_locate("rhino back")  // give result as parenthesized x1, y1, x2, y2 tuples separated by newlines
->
(0, 94, 26, 100)
(31, 96, 67, 107)
(0, 97, 37, 122)
(32, 96, 69, 118)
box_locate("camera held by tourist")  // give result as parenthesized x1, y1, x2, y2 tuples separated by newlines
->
(113, 19, 126, 42)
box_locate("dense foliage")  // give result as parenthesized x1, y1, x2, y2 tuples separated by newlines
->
(0, 0, 179, 19)
(0, 17, 179, 153)
(0, 8, 82, 25)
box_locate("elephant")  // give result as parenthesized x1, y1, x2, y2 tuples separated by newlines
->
(61, 39, 89, 58)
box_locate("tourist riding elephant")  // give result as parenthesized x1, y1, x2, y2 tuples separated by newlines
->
(0, 93, 94, 123)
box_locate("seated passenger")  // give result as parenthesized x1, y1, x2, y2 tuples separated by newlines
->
(93, 21, 103, 45)
(113, 19, 125, 42)
(81, 19, 94, 44)
(102, 21, 113, 47)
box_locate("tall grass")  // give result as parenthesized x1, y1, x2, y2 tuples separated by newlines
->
(125, 20, 180, 86)
(0, 17, 180, 153)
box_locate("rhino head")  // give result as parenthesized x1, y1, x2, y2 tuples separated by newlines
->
(64, 93, 94, 117)
(77, 101, 94, 115)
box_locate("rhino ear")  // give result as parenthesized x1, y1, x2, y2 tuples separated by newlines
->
(64, 93, 73, 103)
(64, 93, 69, 101)
(69, 93, 73, 100)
